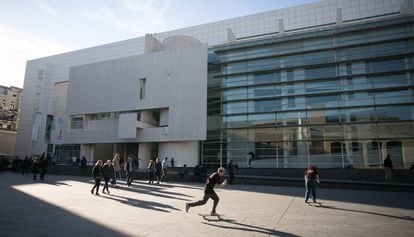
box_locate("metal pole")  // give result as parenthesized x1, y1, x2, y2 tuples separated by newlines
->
(341, 142, 345, 169)
(276, 146, 279, 168)
(378, 141, 382, 168)
(219, 130, 223, 168)
(307, 140, 310, 167)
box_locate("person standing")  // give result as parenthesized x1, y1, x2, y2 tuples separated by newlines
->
(147, 160, 155, 184)
(186, 167, 227, 216)
(91, 160, 103, 195)
(227, 160, 238, 185)
(81, 156, 87, 168)
(161, 157, 168, 182)
(170, 157, 175, 167)
(384, 154, 393, 181)
(155, 158, 162, 184)
(32, 157, 39, 180)
(22, 156, 30, 176)
(102, 160, 114, 194)
(111, 154, 121, 186)
(124, 157, 134, 187)
(179, 164, 189, 181)
(304, 166, 320, 203)
(39, 156, 48, 180)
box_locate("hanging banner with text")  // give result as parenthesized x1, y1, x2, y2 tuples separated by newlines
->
(55, 117, 64, 145)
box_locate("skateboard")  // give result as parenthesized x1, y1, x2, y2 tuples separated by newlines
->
(198, 213, 223, 221)
(307, 201, 323, 207)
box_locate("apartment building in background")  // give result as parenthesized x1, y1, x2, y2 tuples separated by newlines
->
(0, 85, 22, 155)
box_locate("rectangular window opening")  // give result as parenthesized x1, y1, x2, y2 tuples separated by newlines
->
(139, 78, 146, 100)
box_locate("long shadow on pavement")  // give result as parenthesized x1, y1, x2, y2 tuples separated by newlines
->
(202, 219, 300, 237)
(225, 184, 414, 210)
(0, 172, 128, 237)
(312, 204, 414, 222)
(100, 193, 181, 213)
(112, 184, 193, 201)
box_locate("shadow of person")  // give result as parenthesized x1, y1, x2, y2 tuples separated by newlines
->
(112, 185, 193, 201)
(202, 218, 300, 237)
(99, 194, 181, 213)
(44, 180, 71, 186)
(313, 205, 414, 221)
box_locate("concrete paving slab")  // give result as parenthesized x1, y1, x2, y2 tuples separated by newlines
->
(0, 172, 413, 237)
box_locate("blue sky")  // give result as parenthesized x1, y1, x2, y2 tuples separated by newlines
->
(0, 0, 319, 88)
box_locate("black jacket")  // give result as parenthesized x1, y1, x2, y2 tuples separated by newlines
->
(384, 157, 393, 169)
(102, 164, 114, 179)
(92, 165, 102, 178)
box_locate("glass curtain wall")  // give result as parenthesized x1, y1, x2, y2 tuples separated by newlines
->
(202, 16, 414, 169)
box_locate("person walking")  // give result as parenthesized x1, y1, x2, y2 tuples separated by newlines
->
(147, 160, 155, 184)
(384, 154, 393, 181)
(161, 157, 168, 182)
(155, 158, 162, 184)
(91, 160, 103, 195)
(304, 166, 320, 203)
(111, 154, 121, 186)
(124, 157, 134, 187)
(102, 160, 114, 194)
(185, 167, 227, 216)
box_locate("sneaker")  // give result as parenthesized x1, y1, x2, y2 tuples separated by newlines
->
(185, 203, 190, 213)
(103, 191, 106, 194)
(95, 193, 100, 196)
(107, 190, 110, 194)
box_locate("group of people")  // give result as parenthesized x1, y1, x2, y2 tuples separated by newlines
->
(20, 154, 50, 180)
(90, 153, 138, 195)
(91, 155, 174, 195)
(146, 156, 175, 184)
(87, 153, 400, 214)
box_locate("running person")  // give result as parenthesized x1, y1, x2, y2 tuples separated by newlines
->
(185, 167, 227, 216)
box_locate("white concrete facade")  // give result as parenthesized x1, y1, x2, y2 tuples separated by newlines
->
(15, 0, 407, 165)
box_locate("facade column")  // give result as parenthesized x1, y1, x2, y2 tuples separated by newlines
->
(362, 142, 369, 167)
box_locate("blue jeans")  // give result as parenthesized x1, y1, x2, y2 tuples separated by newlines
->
(305, 178, 316, 202)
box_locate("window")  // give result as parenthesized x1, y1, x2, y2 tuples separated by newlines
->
(70, 117, 84, 129)
(139, 78, 146, 100)
(305, 66, 336, 79)
(137, 112, 141, 121)
(0, 87, 7, 95)
(38, 69, 44, 80)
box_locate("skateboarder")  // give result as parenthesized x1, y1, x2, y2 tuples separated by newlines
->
(185, 167, 227, 216)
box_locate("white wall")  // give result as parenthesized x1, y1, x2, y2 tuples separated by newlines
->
(138, 143, 154, 168)
(158, 142, 199, 167)
(64, 43, 208, 144)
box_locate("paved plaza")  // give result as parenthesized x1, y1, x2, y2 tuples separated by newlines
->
(0, 172, 413, 237)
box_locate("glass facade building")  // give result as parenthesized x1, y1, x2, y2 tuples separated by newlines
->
(202, 16, 414, 169)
